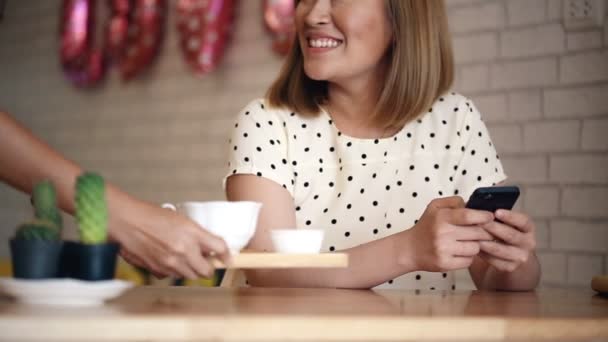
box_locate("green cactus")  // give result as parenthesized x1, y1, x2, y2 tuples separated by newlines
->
(75, 172, 108, 244)
(32, 180, 63, 231)
(15, 219, 60, 241)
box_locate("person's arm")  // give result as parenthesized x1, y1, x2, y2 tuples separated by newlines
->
(0, 111, 230, 279)
(226, 174, 495, 289)
(468, 209, 541, 291)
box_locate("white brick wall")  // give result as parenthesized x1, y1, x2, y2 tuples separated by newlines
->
(544, 85, 608, 119)
(500, 24, 565, 58)
(450, 0, 608, 288)
(524, 186, 561, 217)
(550, 155, 608, 183)
(567, 255, 604, 286)
(490, 58, 558, 89)
(551, 220, 608, 253)
(538, 252, 567, 284)
(582, 119, 608, 150)
(560, 50, 608, 84)
(523, 120, 580, 152)
(567, 31, 604, 51)
(506, 0, 547, 27)
(0, 0, 607, 288)
(562, 187, 608, 217)
(501, 156, 548, 184)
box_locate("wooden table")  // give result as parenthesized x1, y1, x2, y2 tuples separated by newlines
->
(0, 286, 607, 341)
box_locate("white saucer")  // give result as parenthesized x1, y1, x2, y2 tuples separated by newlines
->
(0, 277, 134, 307)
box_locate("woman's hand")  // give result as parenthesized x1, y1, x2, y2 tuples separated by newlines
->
(404, 196, 495, 272)
(109, 193, 230, 280)
(478, 209, 537, 273)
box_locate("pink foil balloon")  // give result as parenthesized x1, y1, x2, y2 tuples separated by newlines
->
(118, 0, 167, 80)
(264, 0, 294, 56)
(60, 0, 104, 86)
(60, 0, 166, 87)
(177, 0, 236, 75)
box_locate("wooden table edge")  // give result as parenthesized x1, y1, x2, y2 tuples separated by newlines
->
(1, 316, 607, 341)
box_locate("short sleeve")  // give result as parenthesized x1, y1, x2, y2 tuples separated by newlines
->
(223, 99, 295, 197)
(451, 97, 507, 202)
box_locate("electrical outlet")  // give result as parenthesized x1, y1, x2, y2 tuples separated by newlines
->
(563, 0, 605, 30)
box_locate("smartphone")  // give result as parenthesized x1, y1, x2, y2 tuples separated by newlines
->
(465, 186, 520, 213)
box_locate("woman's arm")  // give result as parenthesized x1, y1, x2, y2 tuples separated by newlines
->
(0, 111, 230, 279)
(226, 175, 495, 289)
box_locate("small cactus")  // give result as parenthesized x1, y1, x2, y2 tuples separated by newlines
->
(32, 180, 63, 231)
(75, 172, 108, 244)
(15, 219, 60, 241)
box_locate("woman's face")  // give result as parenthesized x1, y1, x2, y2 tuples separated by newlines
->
(296, 0, 392, 85)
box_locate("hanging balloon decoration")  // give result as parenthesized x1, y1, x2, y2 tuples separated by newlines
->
(263, 0, 295, 56)
(118, 0, 166, 80)
(60, 0, 104, 87)
(60, 0, 166, 87)
(176, 0, 236, 76)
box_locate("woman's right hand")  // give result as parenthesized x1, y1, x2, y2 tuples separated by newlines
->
(402, 196, 495, 272)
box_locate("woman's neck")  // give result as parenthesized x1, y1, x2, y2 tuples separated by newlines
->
(325, 67, 389, 139)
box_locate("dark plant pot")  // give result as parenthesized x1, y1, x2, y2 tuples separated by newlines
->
(10, 239, 63, 279)
(60, 241, 119, 281)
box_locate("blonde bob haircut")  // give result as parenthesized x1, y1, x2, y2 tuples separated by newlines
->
(266, 0, 454, 130)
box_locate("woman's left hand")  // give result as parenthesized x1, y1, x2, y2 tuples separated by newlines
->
(478, 209, 537, 273)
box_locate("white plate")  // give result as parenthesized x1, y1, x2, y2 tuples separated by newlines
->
(0, 277, 134, 307)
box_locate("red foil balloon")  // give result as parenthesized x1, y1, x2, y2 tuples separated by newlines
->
(60, 0, 104, 87)
(264, 0, 295, 56)
(105, 0, 130, 61)
(60, 0, 166, 87)
(118, 0, 167, 80)
(177, 0, 236, 75)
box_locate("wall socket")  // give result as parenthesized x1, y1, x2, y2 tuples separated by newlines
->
(563, 0, 605, 30)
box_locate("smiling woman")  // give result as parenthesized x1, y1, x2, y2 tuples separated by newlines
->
(267, 0, 453, 132)
(224, 0, 540, 291)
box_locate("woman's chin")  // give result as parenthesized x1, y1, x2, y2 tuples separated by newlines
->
(303, 66, 334, 82)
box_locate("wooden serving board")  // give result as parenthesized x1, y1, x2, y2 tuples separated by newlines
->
(210, 253, 348, 269)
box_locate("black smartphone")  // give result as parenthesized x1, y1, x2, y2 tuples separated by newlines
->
(465, 186, 520, 212)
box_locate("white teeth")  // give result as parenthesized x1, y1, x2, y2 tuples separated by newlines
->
(308, 38, 341, 48)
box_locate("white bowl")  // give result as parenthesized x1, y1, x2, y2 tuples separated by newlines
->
(162, 201, 262, 254)
(270, 229, 324, 254)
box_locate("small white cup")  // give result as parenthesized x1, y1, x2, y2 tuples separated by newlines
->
(161, 201, 262, 254)
(270, 229, 324, 254)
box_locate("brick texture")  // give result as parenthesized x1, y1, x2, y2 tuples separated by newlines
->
(551, 220, 608, 253)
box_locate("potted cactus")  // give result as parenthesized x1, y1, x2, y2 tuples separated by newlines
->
(10, 180, 64, 279)
(60, 172, 119, 281)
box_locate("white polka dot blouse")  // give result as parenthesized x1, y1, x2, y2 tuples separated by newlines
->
(224, 92, 507, 290)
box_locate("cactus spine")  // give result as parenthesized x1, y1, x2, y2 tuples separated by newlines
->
(75, 172, 108, 244)
(32, 180, 63, 231)
(15, 219, 60, 241)
(14, 180, 62, 241)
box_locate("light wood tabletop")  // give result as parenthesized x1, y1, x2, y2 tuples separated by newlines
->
(210, 252, 348, 269)
(0, 286, 607, 341)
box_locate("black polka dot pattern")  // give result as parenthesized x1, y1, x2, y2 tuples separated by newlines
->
(225, 94, 506, 290)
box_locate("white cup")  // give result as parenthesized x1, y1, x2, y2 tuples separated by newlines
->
(270, 229, 324, 254)
(161, 201, 262, 254)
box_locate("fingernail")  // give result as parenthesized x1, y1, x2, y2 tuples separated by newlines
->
(495, 209, 505, 218)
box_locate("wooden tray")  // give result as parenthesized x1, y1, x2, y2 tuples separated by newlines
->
(210, 253, 348, 269)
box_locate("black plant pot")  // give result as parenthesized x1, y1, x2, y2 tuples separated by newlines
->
(10, 239, 63, 279)
(60, 241, 119, 281)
